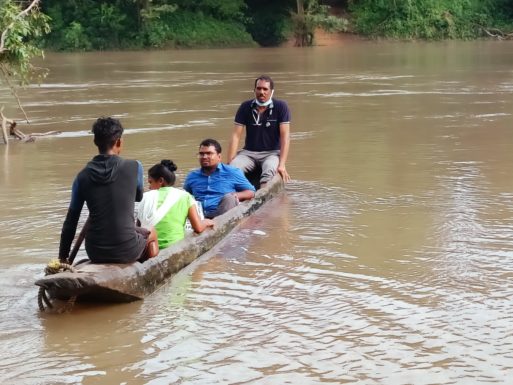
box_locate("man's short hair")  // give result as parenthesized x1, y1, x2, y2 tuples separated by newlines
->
(92, 117, 124, 153)
(254, 75, 274, 90)
(200, 138, 222, 154)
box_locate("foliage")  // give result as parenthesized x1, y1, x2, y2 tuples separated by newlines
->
(9, 0, 513, 55)
(61, 21, 92, 50)
(292, 0, 348, 46)
(245, 0, 294, 46)
(42, 0, 254, 50)
(0, 0, 50, 88)
(143, 1, 253, 47)
(88, 3, 127, 49)
(348, 0, 513, 39)
(140, 4, 178, 48)
(173, 0, 247, 21)
(162, 10, 255, 48)
(43, 1, 141, 50)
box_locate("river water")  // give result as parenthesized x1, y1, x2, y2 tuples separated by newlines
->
(1, 41, 513, 384)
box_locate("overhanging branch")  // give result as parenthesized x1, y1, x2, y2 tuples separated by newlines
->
(0, 0, 41, 54)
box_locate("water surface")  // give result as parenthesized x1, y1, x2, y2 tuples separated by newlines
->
(1, 41, 513, 384)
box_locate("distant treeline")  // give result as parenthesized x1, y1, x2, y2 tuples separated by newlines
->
(39, 0, 513, 51)
(41, 0, 295, 50)
(349, 0, 513, 39)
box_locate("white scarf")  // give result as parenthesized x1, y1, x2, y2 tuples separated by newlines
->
(137, 188, 184, 229)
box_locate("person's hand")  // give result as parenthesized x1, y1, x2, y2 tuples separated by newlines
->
(136, 227, 151, 237)
(203, 219, 215, 229)
(277, 165, 291, 182)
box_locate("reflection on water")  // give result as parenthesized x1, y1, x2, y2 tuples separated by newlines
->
(1, 42, 513, 384)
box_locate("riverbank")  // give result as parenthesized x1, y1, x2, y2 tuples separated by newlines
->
(316, 30, 364, 46)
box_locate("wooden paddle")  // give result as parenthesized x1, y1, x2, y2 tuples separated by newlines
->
(68, 217, 90, 264)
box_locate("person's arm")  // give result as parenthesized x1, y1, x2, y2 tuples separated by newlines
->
(188, 205, 214, 233)
(136, 191, 153, 229)
(227, 124, 243, 163)
(59, 178, 84, 262)
(234, 189, 255, 202)
(232, 168, 256, 201)
(278, 122, 291, 182)
(135, 161, 144, 202)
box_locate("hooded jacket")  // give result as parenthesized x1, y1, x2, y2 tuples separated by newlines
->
(59, 155, 145, 263)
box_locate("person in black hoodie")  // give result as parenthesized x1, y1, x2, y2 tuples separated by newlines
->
(59, 117, 153, 263)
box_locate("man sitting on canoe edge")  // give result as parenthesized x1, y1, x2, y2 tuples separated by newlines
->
(184, 138, 256, 219)
(227, 75, 291, 189)
(59, 117, 158, 264)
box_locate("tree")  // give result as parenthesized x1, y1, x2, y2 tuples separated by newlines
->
(292, 0, 348, 46)
(348, 0, 513, 39)
(0, 0, 50, 142)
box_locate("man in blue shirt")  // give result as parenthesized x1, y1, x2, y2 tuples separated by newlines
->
(227, 75, 291, 187)
(184, 138, 255, 218)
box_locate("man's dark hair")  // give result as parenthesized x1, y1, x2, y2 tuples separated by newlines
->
(149, 160, 177, 186)
(200, 138, 222, 154)
(254, 75, 274, 90)
(92, 117, 124, 153)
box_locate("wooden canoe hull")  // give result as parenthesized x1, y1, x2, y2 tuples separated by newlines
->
(35, 175, 284, 303)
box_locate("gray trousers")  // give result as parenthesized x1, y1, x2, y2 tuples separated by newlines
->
(230, 149, 280, 184)
(206, 193, 239, 218)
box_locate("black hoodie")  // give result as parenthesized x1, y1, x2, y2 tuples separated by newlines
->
(60, 155, 145, 263)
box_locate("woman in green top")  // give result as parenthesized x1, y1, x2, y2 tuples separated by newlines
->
(137, 160, 214, 249)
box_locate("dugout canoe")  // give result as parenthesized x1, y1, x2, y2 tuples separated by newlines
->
(35, 175, 284, 303)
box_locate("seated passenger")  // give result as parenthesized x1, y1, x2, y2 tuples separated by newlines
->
(227, 75, 291, 188)
(184, 138, 256, 218)
(137, 160, 214, 249)
(59, 117, 157, 264)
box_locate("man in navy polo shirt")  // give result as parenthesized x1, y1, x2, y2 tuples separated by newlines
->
(184, 138, 255, 219)
(227, 75, 291, 187)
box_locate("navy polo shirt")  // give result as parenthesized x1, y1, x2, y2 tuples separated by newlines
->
(234, 98, 291, 151)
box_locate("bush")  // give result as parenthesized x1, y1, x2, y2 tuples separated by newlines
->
(349, 0, 513, 39)
(87, 3, 127, 49)
(160, 11, 256, 48)
(42, 0, 141, 50)
(62, 21, 92, 50)
(245, 0, 293, 46)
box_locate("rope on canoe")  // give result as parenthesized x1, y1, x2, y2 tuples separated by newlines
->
(38, 259, 77, 312)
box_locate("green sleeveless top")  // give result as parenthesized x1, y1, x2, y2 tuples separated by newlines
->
(154, 187, 195, 249)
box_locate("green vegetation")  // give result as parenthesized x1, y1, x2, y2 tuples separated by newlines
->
(39, 0, 349, 51)
(3, 1, 513, 56)
(149, 11, 255, 48)
(0, 0, 50, 117)
(293, 0, 348, 46)
(245, 0, 293, 47)
(44, 1, 151, 50)
(42, 0, 256, 50)
(349, 0, 513, 39)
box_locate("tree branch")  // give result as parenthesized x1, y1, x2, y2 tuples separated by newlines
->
(1, 106, 61, 144)
(476, 24, 513, 40)
(0, 107, 9, 144)
(0, 63, 30, 122)
(0, 0, 41, 54)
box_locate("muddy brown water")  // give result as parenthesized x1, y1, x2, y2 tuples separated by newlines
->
(1, 41, 513, 384)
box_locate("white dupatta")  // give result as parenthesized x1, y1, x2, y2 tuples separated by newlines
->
(137, 188, 184, 229)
